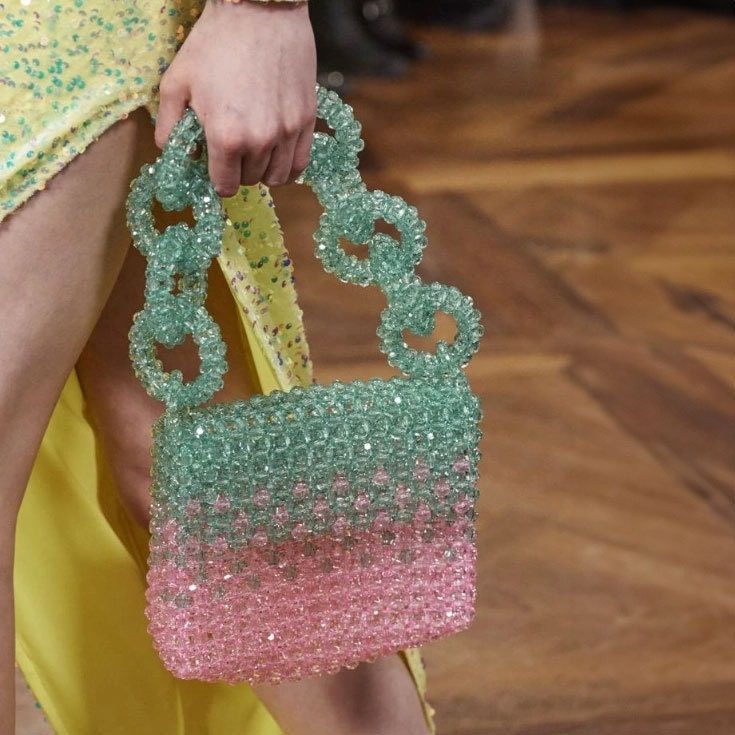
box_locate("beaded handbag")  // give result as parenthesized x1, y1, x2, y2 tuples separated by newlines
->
(126, 85, 483, 684)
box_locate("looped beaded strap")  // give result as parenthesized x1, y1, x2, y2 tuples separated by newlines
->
(126, 85, 483, 410)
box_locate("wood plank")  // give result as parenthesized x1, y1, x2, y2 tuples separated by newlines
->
(426, 366, 735, 734)
(383, 149, 735, 194)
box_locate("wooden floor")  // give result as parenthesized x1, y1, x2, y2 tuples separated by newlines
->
(273, 5, 735, 734)
(15, 4, 735, 734)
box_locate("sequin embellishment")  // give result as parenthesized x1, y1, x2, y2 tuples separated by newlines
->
(127, 85, 484, 684)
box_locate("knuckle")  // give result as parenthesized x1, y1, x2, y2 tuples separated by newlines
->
(281, 119, 301, 138)
(158, 73, 181, 98)
(209, 120, 247, 155)
(248, 126, 279, 153)
(213, 133, 244, 156)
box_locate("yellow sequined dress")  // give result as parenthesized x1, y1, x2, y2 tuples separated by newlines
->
(0, 1, 435, 732)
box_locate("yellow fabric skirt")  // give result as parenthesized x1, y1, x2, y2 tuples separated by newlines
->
(2, 1, 435, 732)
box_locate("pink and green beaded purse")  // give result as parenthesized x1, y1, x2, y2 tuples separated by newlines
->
(126, 85, 483, 684)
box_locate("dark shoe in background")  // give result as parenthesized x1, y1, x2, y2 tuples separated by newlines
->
(397, 0, 515, 31)
(360, 0, 429, 60)
(310, 0, 409, 90)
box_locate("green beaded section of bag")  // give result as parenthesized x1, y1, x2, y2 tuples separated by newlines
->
(148, 374, 480, 552)
(126, 85, 484, 548)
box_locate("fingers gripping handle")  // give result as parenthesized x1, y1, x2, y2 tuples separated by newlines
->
(126, 85, 483, 411)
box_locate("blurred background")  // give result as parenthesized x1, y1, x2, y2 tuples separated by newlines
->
(14, 0, 734, 732)
(277, 0, 735, 732)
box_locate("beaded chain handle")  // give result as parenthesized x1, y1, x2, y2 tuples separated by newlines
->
(126, 85, 484, 684)
(127, 85, 482, 410)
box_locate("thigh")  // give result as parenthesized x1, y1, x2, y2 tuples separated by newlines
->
(0, 106, 160, 533)
(0, 104, 165, 732)
(251, 655, 432, 735)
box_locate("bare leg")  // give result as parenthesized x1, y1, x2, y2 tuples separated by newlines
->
(15, 668, 53, 734)
(251, 656, 431, 735)
(76, 138, 431, 735)
(0, 107, 158, 733)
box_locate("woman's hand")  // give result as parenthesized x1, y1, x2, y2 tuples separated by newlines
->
(154, 0, 317, 196)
